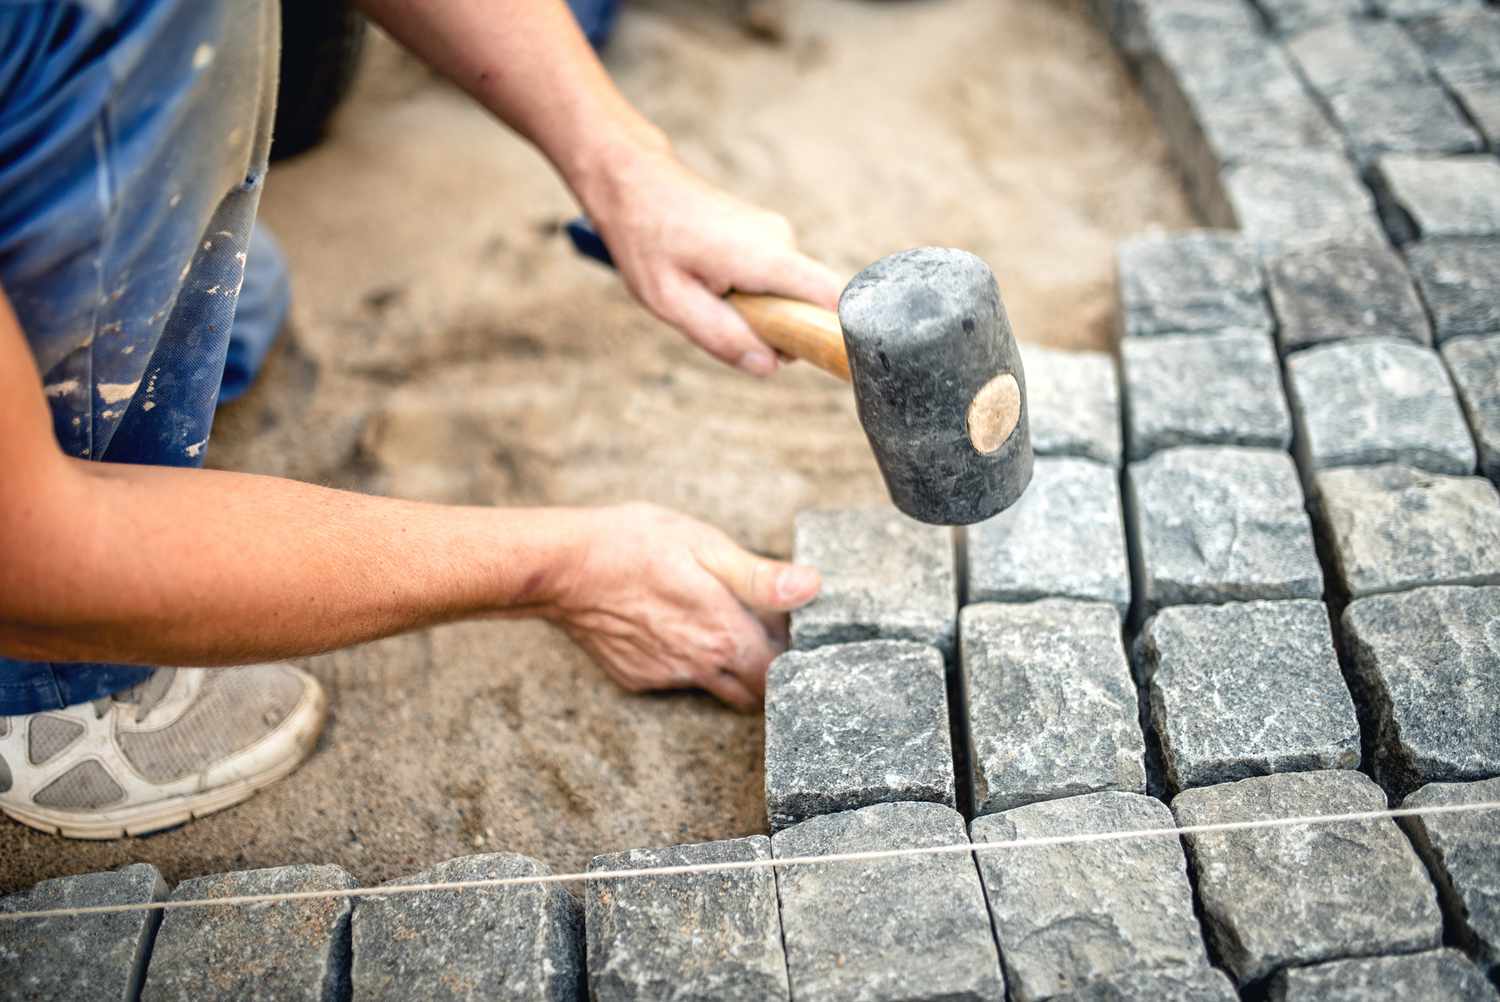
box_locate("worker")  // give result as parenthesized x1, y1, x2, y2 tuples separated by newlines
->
(0, 0, 839, 839)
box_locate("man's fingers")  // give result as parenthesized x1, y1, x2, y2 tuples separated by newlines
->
(697, 538, 821, 613)
(701, 665, 760, 713)
(720, 247, 844, 313)
(653, 271, 779, 377)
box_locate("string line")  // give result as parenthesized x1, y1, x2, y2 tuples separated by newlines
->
(3, 799, 1496, 923)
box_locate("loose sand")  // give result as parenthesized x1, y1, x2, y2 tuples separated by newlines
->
(0, 0, 1193, 892)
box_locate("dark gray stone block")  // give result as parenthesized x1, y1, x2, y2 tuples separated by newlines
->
(0, 864, 165, 1002)
(1313, 465, 1500, 597)
(1052, 966, 1238, 1002)
(1173, 770, 1443, 986)
(1126, 446, 1324, 613)
(1326, 85, 1482, 164)
(1219, 153, 1387, 251)
(771, 801, 1005, 1002)
(1141, 601, 1360, 793)
(961, 601, 1145, 817)
(970, 793, 1206, 1002)
(1444, 334, 1500, 484)
(1122, 330, 1291, 460)
(1370, 0, 1484, 19)
(1266, 242, 1432, 353)
(1407, 237, 1500, 343)
(1144, 6, 1305, 103)
(141, 865, 355, 1002)
(1267, 949, 1499, 1001)
(764, 640, 955, 831)
(586, 837, 789, 1001)
(1285, 18, 1432, 95)
(1451, 78, 1500, 151)
(790, 507, 957, 658)
(1343, 586, 1500, 793)
(1286, 337, 1477, 475)
(1116, 231, 1270, 339)
(1022, 344, 1122, 466)
(1405, 10, 1500, 84)
(966, 459, 1131, 616)
(1256, 0, 1369, 34)
(350, 853, 583, 1001)
(1135, 0, 1270, 65)
(1403, 777, 1500, 977)
(1372, 155, 1500, 244)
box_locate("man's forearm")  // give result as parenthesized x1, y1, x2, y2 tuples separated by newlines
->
(0, 458, 586, 666)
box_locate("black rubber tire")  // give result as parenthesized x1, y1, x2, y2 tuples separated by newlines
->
(270, 0, 367, 163)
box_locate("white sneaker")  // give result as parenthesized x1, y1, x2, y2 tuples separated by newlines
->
(0, 665, 326, 839)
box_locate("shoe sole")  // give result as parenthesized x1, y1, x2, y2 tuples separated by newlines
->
(2, 679, 327, 840)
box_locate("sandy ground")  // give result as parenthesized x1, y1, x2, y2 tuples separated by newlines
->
(0, 0, 1193, 893)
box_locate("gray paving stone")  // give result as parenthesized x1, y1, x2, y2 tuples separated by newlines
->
(1327, 84, 1482, 164)
(1343, 586, 1500, 793)
(0, 864, 165, 1002)
(1256, 0, 1369, 34)
(1218, 153, 1387, 251)
(1022, 344, 1122, 466)
(1173, 770, 1443, 986)
(586, 837, 788, 1001)
(764, 640, 955, 831)
(961, 601, 1145, 817)
(141, 865, 354, 1002)
(1286, 18, 1433, 96)
(1122, 330, 1291, 460)
(1286, 337, 1477, 475)
(771, 801, 1005, 1001)
(966, 459, 1130, 616)
(790, 507, 957, 658)
(1140, 601, 1360, 793)
(1370, 0, 1484, 19)
(1450, 78, 1500, 151)
(1134, 0, 1270, 64)
(1268, 949, 1499, 1001)
(1125, 446, 1324, 614)
(1313, 465, 1500, 597)
(1266, 242, 1432, 353)
(1405, 10, 1500, 84)
(1143, 5, 1306, 102)
(971, 792, 1206, 1002)
(350, 853, 583, 1001)
(1053, 966, 1238, 1002)
(1116, 231, 1270, 339)
(1407, 238, 1500, 343)
(1372, 155, 1500, 244)
(1403, 777, 1500, 977)
(1444, 334, 1500, 484)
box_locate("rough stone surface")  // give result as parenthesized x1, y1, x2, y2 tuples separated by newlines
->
(586, 837, 788, 1001)
(1126, 446, 1324, 614)
(1122, 330, 1290, 460)
(966, 458, 1131, 616)
(1405, 10, 1500, 84)
(1407, 237, 1500, 342)
(1313, 465, 1500, 597)
(1451, 77, 1500, 151)
(1140, 601, 1360, 793)
(1326, 85, 1482, 164)
(970, 792, 1206, 1002)
(764, 640, 955, 831)
(1403, 777, 1500, 977)
(1444, 333, 1500, 484)
(1370, 0, 1484, 19)
(350, 853, 583, 1001)
(1343, 586, 1500, 793)
(1138, 2, 1281, 80)
(1173, 770, 1443, 986)
(1286, 19, 1433, 96)
(1372, 155, 1500, 244)
(1218, 153, 1386, 251)
(1053, 966, 1238, 1002)
(0, 864, 165, 1002)
(771, 802, 1005, 1002)
(1116, 231, 1270, 338)
(790, 507, 957, 658)
(1266, 242, 1432, 353)
(1022, 343, 1122, 466)
(1286, 337, 1477, 475)
(1267, 949, 1499, 1001)
(141, 865, 355, 1002)
(1255, 0, 1368, 33)
(961, 601, 1145, 817)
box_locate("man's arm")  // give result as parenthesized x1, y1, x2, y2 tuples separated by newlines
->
(356, 0, 844, 377)
(0, 288, 816, 709)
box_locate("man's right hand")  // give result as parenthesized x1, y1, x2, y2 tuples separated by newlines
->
(547, 503, 821, 711)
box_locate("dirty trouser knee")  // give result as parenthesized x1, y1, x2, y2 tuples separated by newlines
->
(0, 0, 281, 715)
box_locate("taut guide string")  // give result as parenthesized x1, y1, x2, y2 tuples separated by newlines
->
(4, 799, 1498, 922)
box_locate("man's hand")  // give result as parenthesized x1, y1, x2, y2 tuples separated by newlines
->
(548, 503, 821, 711)
(576, 145, 843, 377)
